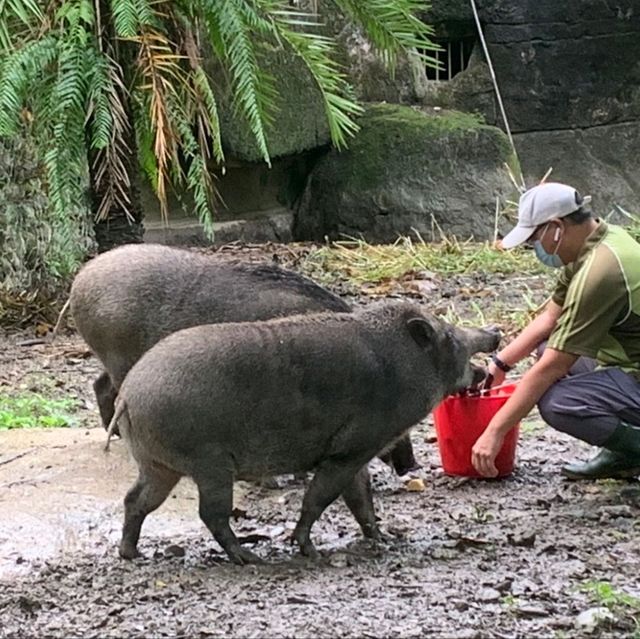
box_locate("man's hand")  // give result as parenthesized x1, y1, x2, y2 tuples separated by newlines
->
(481, 360, 506, 391)
(471, 427, 505, 477)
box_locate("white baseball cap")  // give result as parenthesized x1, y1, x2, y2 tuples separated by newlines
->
(501, 182, 592, 249)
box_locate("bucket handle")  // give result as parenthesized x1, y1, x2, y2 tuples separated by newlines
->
(464, 377, 522, 397)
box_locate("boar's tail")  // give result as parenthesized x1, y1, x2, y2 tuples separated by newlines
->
(105, 398, 127, 452)
(50, 298, 71, 342)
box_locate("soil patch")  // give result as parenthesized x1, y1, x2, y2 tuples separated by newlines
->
(1, 243, 639, 638)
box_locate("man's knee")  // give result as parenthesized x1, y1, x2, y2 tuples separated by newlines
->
(537, 382, 583, 436)
(537, 385, 566, 432)
(537, 379, 619, 446)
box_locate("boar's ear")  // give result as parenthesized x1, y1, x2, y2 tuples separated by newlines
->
(407, 317, 436, 349)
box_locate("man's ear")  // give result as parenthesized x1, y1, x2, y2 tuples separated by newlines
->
(407, 317, 436, 349)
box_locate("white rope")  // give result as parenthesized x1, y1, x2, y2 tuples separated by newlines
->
(469, 0, 525, 191)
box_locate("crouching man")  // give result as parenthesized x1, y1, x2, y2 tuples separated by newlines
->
(472, 182, 640, 480)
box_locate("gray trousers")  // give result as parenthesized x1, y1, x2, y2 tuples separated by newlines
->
(536, 345, 640, 446)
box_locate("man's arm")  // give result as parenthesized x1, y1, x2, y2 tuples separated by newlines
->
(484, 300, 563, 387)
(472, 346, 578, 477)
(498, 300, 562, 365)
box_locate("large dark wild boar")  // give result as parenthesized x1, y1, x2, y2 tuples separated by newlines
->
(109, 301, 500, 564)
(70, 243, 419, 475)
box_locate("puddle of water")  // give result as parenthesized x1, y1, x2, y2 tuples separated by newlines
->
(0, 429, 208, 579)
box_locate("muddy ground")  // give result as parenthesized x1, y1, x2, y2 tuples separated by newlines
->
(1, 244, 639, 638)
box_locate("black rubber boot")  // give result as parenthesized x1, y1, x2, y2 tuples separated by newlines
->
(561, 421, 640, 480)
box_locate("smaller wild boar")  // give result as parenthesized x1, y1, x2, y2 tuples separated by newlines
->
(109, 301, 500, 564)
(71, 243, 419, 476)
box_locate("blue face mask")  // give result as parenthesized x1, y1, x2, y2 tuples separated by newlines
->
(532, 224, 564, 268)
(534, 240, 564, 268)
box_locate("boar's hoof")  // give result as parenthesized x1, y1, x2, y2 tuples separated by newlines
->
(119, 542, 141, 560)
(227, 547, 263, 566)
(361, 523, 383, 540)
(291, 530, 319, 560)
(394, 460, 422, 477)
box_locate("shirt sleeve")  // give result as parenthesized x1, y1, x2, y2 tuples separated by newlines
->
(547, 245, 628, 358)
(551, 265, 573, 306)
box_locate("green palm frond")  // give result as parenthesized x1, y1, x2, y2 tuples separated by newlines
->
(110, 0, 157, 37)
(333, 0, 438, 70)
(0, 37, 58, 134)
(0, 0, 43, 52)
(133, 92, 159, 188)
(206, 0, 278, 165)
(193, 65, 224, 165)
(265, 6, 361, 149)
(40, 1, 95, 218)
(168, 91, 218, 235)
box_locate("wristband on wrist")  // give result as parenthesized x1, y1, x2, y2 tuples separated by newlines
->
(491, 353, 512, 373)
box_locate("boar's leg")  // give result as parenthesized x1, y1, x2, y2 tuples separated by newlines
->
(94, 371, 118, 431)
(380, 435, 421, 476)
(340, 466, 380, 539)
(292, 460, 371, 559)
(193, 460, 263, 566)
(120, 464, 181, 559)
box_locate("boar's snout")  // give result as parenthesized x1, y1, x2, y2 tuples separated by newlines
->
(468, 325, 501, 354)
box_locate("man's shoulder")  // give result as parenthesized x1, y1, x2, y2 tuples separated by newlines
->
(564, 240, 626, 301)
(601, 223, 639, 249)
(600, 224, 640, 278)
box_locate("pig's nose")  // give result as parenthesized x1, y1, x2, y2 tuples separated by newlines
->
(483, 325, 502, 350)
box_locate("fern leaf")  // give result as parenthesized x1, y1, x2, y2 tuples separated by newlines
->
(332, 0, 438, 70)
(110, 0, 156, 37)
(206, 0, 277, 165)
(267, 8, 362, 149)
(0, 37, 58, 135)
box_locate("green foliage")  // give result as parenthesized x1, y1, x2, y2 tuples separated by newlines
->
(0, 392, 79, 429)
(608, 205, 640, 243)
(0, 0, 436, 235)
(0, 135, 92, 325)
(581, 581, 640, 610)
(580, 580, 640, 636)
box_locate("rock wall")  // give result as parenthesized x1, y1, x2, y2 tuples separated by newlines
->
(478, 0, 640, 132)
(420, 0, 640, 215)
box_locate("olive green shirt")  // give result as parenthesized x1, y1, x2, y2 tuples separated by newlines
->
(548, 222, 640, 379)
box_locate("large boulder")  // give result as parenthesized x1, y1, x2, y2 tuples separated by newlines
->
(294, 103, 518, 243)
(422, 56, 498, 126)
(335, 27, 428, 104)
(215, 50, 331, 162)
(310, 2, 430, 105)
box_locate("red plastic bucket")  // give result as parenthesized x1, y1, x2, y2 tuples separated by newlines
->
(432, 383, 520, 478)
